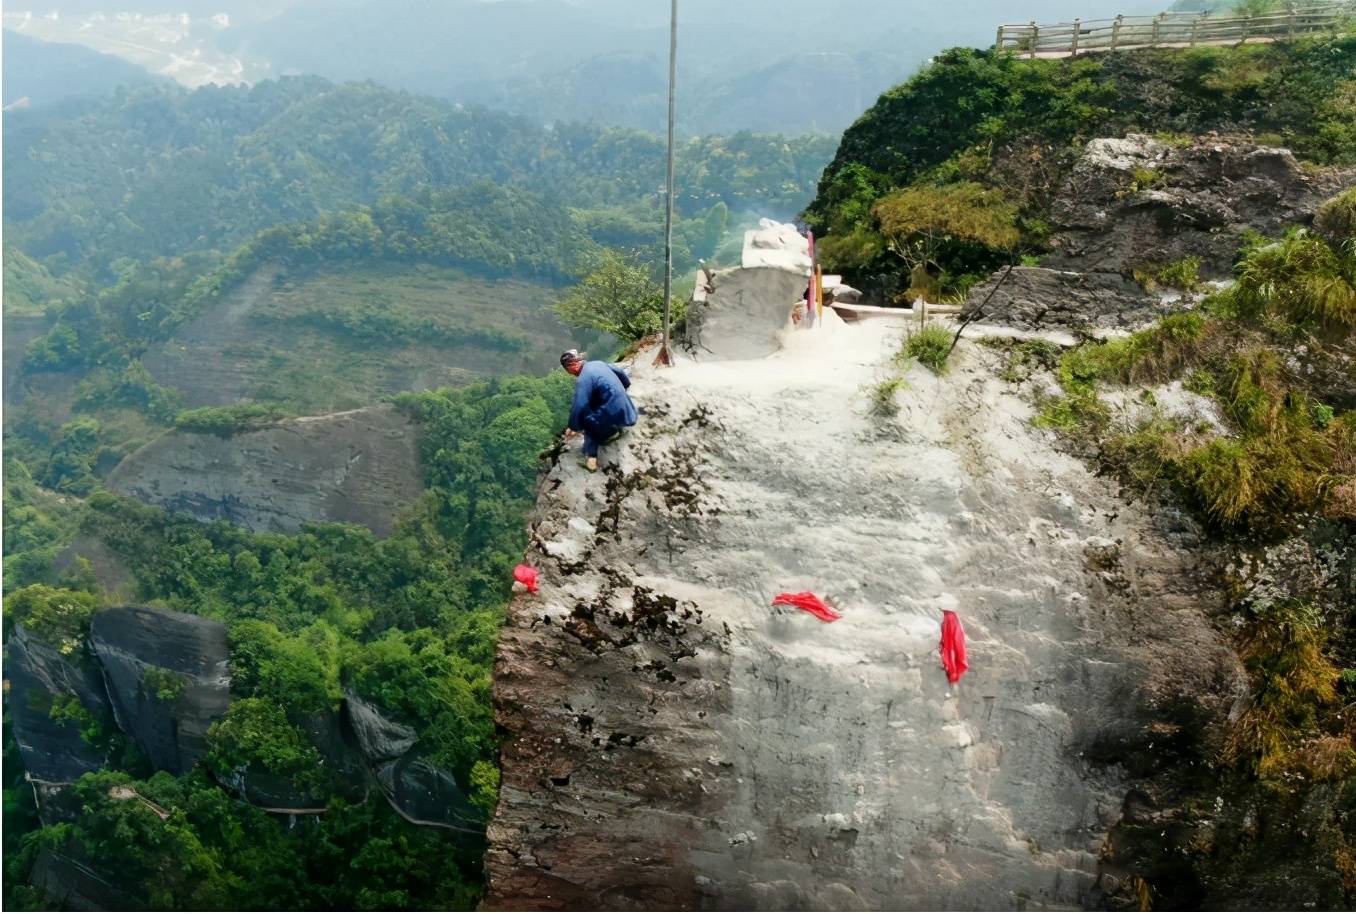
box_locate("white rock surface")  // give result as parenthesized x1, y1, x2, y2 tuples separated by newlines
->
(487, 268, 1238, 910)
(742, 218, 812, 273)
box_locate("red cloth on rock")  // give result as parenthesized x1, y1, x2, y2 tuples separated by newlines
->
(771, 592, 841, 623)
(513, 564, 540, 594)
(939, 610, 969, 684)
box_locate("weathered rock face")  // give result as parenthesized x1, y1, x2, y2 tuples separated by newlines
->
(105, 404, 424, 537)
(1043, 134, 1354, 277)
(485, 293, 1241, 909)
(7, 625, 111, 784)
(965, 135, 1355, 331)
(29, 848, 142, 911)
(962, 266, 1166, 332)
(378, 754, 481, 829)
(345, 690, 474, 829)
(89, 606, 231, 774)
(346, 691, 418, 761)
(682, 266, 808, 361)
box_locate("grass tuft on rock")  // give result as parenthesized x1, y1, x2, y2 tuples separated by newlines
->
(902, 324, 954, 375)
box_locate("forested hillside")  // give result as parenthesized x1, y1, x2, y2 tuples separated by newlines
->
(806, 34, 1356, 299)
(1, 66, 838, 910)
(4, 77, 833, 279)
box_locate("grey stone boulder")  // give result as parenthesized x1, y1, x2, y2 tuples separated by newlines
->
(961, 266, 1168, 331)
(345, 691, 417, 762)
(89, 606, 230, 774)
(377, 753, 481, 829)
(302, 709, 369, 799)
(682, 266, 807, 360)
(29, 848, 142, 911)
(6, 625, 111, 783)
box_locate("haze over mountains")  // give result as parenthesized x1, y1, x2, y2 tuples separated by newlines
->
(6, 0, 1164, 132)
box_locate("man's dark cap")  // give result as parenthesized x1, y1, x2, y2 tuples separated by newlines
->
(560, 349, 585, 367)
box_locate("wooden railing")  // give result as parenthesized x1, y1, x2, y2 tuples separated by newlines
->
(996, 1, 1356, 57)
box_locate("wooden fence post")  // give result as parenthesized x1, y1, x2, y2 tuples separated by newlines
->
(1150, 12, 1162, 47)
(1070, 18, 1081, 54)
(1111, 14, 1123, 49)
(1287, 2, 1296, 39)
(1029, 20, 1038, 58)
(996, 24, 1005, 50)
(1189, 15, 1199, 45)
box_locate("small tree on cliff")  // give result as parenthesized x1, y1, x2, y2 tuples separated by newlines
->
(873, 181, 1020, 299)
(552, 248, 669, 342)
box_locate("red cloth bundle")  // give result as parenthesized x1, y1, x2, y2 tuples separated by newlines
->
(771, 591, 841, 623)
(939, 610, 969, 684)
(513, 564, 540, 594)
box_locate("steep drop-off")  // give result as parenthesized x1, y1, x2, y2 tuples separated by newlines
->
(105, 404, 423, 537)
(485, 270, 1240, 909)
(139, 262, 576, 413)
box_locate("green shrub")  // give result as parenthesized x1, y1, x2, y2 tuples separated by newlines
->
(205, 698, 325, 794)
(1315, 186, 1356, 252)
(469, 760, 500, 818)
(1223, 601, 1341, 779)
(24, 323, 84, 372)
(903, 325, 955, 374)
(866, 376, 909, 417)
(552, 248, 670, 342)
(1232, 229, 1356, 331)
(3, 585, 97, 654)
(1134, 256, 1203, 292)
(143, 666, 185, 702)
(872, 182, 1020, 297)
(174, 403, 287, 436)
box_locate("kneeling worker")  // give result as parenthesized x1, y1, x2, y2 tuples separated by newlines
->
(561, 349, 638, 472)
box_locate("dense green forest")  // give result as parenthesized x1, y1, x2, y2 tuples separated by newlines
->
(805, 34, 1356, 297)
(4, 374, 571, 908)
(4, 77, 833, 281)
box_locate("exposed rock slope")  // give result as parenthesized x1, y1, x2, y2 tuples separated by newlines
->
(7, 625, 112, 783)
(965, 135, 1355, 331)
(90, 606, 231, 775)
(105, 404, 423, 537)
(486, 285, 1240, 909)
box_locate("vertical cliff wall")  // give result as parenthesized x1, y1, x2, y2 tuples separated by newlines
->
(485, 279, 1241, 910)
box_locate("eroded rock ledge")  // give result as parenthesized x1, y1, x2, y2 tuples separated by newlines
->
(485, 300, 1242, 910)
(105, 403, 423, 537)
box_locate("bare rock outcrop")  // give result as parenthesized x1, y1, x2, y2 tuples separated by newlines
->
(961, 266, 1168, 332)
(89, 606, 231, 775)
(965, 135, 1355, 331)
(485, 292, 1241, 909)
(682, 266, 808, 360)
(7, 625, 112, 784)
(1044, 134, 1353, 276)
(105, 404, 424, 537)
(345, 691, 477, 829)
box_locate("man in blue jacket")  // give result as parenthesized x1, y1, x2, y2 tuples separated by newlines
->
(562, 349, 638, 472)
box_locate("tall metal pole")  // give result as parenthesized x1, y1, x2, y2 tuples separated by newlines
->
(659, 0, 677, 365)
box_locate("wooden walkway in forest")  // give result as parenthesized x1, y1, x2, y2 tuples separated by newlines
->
(996, 1, 1354, 58)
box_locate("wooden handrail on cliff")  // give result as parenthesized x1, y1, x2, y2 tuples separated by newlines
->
(995, 1, 1355, 58)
